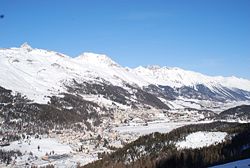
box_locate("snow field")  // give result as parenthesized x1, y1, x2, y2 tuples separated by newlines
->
(2, 137, 72, 158)
(176, 131, 227, 149)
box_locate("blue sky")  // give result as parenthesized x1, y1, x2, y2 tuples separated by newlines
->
(0, 0, 250, 79)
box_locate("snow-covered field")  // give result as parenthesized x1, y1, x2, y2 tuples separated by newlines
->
(114, 121, 212, 136)
(176, 131, 227, 149)
(210, 158, 250, 168)
(1, 137, 97, 168)
(2, 137, 72, 157)
(114, 121, 189, 135)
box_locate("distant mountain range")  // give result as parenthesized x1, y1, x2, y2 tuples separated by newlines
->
(0, 43, 250, 128)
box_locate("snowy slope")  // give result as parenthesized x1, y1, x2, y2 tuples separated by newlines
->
(1, 137, 97, 167)
(73, 52, 148, 86)
(0, 43, 148, 103)
(0, 43, 250, 104)
(2, 137, 72, 158)
(132, 66, 250, 92)
(176, 131, 227, 149)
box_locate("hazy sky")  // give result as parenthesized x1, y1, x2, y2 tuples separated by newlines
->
(0, 0, 250, 79)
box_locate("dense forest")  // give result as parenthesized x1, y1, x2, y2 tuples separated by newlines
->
(82, 122, 250, 168)
(215, 105, 250, 120)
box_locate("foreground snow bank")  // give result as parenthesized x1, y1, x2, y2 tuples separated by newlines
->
(210, 158, 250, 168)
(176, 131, 227, 149)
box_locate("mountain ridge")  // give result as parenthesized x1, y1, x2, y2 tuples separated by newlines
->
(0, 43, 250, 106)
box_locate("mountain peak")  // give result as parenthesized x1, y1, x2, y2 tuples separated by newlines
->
(145, 65, 183, 71)
(75, 52, 119, 67)
(146, 65, 161, 70)
(20, 42, 32, 51)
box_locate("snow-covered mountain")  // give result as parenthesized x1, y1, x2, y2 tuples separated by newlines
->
(1, 43, 250, 167)
(133, 65, 250, 91)
(0, 43, 148, 104)
(132, 65, 250, 104)
(0, 43, 250, 111)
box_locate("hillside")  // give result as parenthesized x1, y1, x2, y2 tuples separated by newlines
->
(82, 122, 250, 168)
(215, 105, 250, 121)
